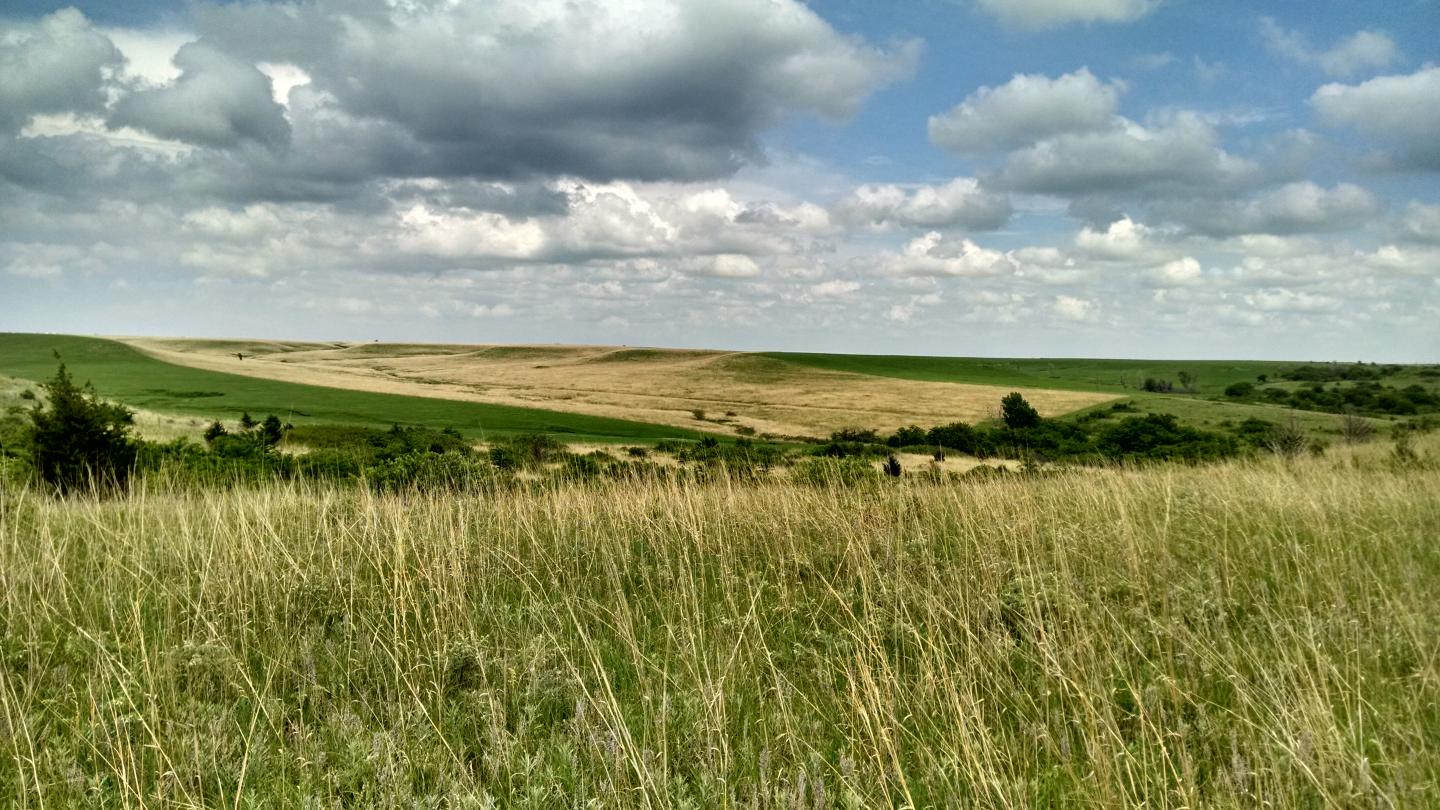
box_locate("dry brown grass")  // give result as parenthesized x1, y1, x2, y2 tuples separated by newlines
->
(2, 436, 1437, 806)
(119, 338, 1114, 438)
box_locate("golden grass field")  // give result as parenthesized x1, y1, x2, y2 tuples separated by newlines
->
(119, 338, 1116, 439)
(3, 435, 1436, 806)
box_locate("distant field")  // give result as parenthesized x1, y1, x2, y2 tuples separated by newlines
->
(764, 352, 1299, 395)
(117, 337, 1117, 438)
(0, 334, 701, 443)
(3, 333, 1415, 443)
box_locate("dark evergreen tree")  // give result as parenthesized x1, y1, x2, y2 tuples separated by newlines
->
(29, 364, 138, 493)
(1000, 392, 1041, 430)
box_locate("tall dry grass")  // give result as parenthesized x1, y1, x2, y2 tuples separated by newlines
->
(1, 439, 1437, 806)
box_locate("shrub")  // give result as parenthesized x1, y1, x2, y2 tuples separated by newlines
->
(1000, 393, 1041, 430)
(926, 422, 982, 455)
(202, 420, 227, 443)
(654, 439, 689, 455)
(1095, 414, 1238, 462)
(495, 433, 565, 467)
(830, 427, 879, 443)
(28, 363, 138, 494)
(791, 457, 877, 487)
(1266, 415, 1309, 460)
(1339, 411, 1374, 444)
(1224, 381, 1255, 398)
(882, 455, 902, 477)
(886, 425, 927, 447)
(369, 452, 498, 493)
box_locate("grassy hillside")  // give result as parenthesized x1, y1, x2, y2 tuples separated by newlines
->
(764, 352, 1296, 395)
(1, 439, 1435, 805)
(119, 337, 1118, 439)
(0, 333, 700, 442)
(767, 352, 1431, 438)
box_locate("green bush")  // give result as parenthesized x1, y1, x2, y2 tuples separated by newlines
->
(368, 452, 500, 493)
(791, 457, 879, 487)
(1001, 392, 1041, 429)
(28, 364, 138, 494)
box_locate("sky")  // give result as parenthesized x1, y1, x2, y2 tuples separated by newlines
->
(1, 0, 1437, 360)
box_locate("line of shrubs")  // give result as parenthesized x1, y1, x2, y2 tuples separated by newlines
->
(1224, 379, 1439, 417)
(821, 395, 1244, 464)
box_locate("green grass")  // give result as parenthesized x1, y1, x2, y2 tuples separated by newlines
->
(0, 333, 700, 443)
(1, 439, 1436, 805)
(1072, 393, 1386, 436)
(765, 352, 1427, 437)
(764, 352, 1299, 396)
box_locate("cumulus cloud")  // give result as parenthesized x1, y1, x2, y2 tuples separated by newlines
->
(884, 232, 1015, 277)
(1260, 18, 1399, 77)
(109, 42, 291, 151)
(1397, 202, 1440, 245)
(1074, 216, 1175, 261)
(994, 113, 1259, 197)
(1051, 295, 1097, 321)
(191, 0, 918, 182)
(1245, 288, 1340, 313)
(973, 0, 1158, 30)
(929, 69, 1123, 154)
(1150, 256, 1202, 286)
(1161, 182, 1382, 236)
(696, 254, 762, 278)
(390, 181, 831, 264)
(811, 279, 860, 298)
(1310, 67, 1440, 170)
(0, 9, 123, 133)
(833, 178, 1012, 230)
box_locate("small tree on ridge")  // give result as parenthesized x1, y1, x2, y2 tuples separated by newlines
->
(1000, 392, 1041, 430)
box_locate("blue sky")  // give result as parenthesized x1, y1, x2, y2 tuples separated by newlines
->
(2, 0, 1437, 359)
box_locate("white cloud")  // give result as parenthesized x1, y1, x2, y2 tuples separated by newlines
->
(929, 68, 1123, 154)
(1165, 182, 1381, 236)
(256, 62, 310, 106)
(191, 0, 919, 182)
(833, 177, 1011, 230)
(0, 9, 123, 133)
(1397, 202, 1440, 245)
(1074, 216, 1173, 261)
(397, 205, 548, 260)
(811, 279, 860, 298)
(1051, 295, 1096, 321)
(392, 181, 832, 263)
(102, 26, 190, 86)
(973, 0, 1158, 30)
(995, 113, 1259, 197)
(470, 303, 516, 318)
(1245, 288, 1340, 313)
(1151, 256, 1202, 286)
(700, 254, 762, 278)
(1311, 67, 1440, 170)
(108, 42, 291, 151)
(884, 232, 1015, 277)
(1260, 18, 1399, 77)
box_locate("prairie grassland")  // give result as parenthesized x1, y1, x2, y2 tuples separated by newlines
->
(123, 338, 1115, 438)
(1, 440, 1438, 807)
